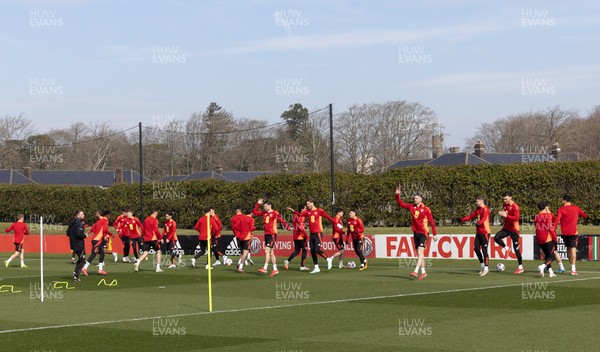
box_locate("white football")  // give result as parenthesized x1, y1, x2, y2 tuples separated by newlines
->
(496, 263, 505, 272)
(225, 258, 233, 266)
(347, 261, 356, 269)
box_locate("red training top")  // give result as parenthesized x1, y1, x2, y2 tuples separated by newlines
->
(461, 206, 491, 235)
(162, 218, 177, 242)
(501, 201, 520, 234)
(142, 216, 160, 242)
(346, 217, 364, 240)
(291, 211, 307, 240)
(300, 208, 336, 234)
(6, 222, 29, 244)
(535, 210, 557, 245)
(396, 194, 437, 237)
(194, 215, 219, 241)
(555, 203, 587, 235)
(253, 203, 290, 234)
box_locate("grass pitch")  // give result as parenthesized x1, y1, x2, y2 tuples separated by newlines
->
(1, 254, 599, 351)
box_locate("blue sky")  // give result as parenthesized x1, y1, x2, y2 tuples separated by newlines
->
(1, 0, 599, 148)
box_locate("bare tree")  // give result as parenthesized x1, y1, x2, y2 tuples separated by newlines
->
(0, 114, 37, 169)
(301, 110, 329, 173)
(465, 106, 580, 154)
(335, 103, 381, 173)
(371, 101, 439, 172)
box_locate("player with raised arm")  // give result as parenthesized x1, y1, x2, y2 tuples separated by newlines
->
(493, 192, 524, 274)
(460, 196, 491, 276)
(535, 201, 558, 278)
(81, 210, 112, 276)
(300, 200, 340, 273)
(4, 214, 30, 268)
(284, 205, 310, 271)
(554, 194, 587, 275)
(396, 186, 438, 280)
(347, 210, 367, 270)
(253, 199, 291, 277)
(135, 209, 163, 273)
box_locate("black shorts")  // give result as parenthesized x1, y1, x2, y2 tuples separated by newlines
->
(495, 229, 520, 244)
(131, 237, 142, 245)
(142, 240, 159, 252)
(561, 235, 578, 248)
(539, 241, 555, 260)
(352, 238, 363, 252)
(91, 239, 104, 253)
(293, 239, 307, 251)
(14, 242, 23, 252)
(238, 239, 250, 251)
(413, 233, 427, 249)
(162, 240, 174, 254)
(265, 234, 277, 248)
(333, 237, 345, 250)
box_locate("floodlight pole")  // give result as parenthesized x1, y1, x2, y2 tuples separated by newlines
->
(329, 103, 335, 215)
(40, 216, 44, 303)
(139, 122, 144, 217)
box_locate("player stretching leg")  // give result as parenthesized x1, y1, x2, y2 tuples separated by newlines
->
(460, 196, 491, 276)
(300, 200, 340, 274)
(493, 192, 524, 274)
(191, 208, 219, 269)
(396, 186, 438, 280)
(82, 210, 112, 276)
(210, 210, 227, 266)
(135, 209, 163, 273)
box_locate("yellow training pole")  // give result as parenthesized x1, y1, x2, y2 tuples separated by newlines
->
(206, 213, 213, 312)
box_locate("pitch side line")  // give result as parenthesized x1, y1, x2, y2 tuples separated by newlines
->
(1, 276, 599, 334)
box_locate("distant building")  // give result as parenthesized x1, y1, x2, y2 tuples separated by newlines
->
(0, 167, 149, 187)
(162, 170, 277, 183)
(389, 139, 589, 169)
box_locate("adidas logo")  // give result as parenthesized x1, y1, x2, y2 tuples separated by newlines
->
(225, 239, 241, 256)
(171, 240, 185, 256)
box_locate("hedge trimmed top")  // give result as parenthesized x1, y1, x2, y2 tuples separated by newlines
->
(1, 161, 598, 229)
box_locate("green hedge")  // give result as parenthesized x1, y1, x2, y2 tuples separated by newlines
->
(1, 161, 599, 229)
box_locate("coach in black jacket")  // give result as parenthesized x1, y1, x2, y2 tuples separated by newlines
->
(67, 210, 87, 281)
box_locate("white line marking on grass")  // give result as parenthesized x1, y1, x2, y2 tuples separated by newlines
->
(1, 276, 599, 334)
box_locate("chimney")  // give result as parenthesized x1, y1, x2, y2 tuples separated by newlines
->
(551, 143, 560, 161)
(215, 165, 223, 174)
(432, 134, 444, 158)
(449, 147, 460, 154)
(474, 140, 485, 159)
(23, 166, 32, 179)
(115, 168, 124, 184)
